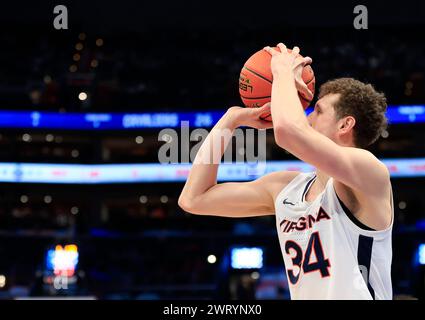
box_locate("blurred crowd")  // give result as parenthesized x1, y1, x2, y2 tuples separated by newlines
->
(0, 26, 424, 112)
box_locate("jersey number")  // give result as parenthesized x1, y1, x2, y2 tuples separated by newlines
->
(285, 232, 331, 285)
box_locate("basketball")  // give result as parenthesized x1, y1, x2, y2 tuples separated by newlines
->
(239, 47, 315, 121)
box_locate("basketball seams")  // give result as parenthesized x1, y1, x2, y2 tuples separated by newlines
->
(304, 76, 315, 86)
(243, 66, 272, 84)
(240, 95, 271, 100)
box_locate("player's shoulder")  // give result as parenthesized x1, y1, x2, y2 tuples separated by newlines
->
(349, 147, 390, 180)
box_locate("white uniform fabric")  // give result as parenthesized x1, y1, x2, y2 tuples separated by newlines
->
(275, 172, 393, 300)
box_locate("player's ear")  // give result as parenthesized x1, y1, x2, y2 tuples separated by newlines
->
(339, 116, 356, 132)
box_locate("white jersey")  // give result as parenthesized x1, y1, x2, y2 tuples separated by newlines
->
(275, 172, 393, 300)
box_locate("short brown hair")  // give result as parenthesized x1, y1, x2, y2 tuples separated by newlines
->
(318, 78, 387, 148)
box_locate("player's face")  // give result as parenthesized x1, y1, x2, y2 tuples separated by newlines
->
(307, 93, 340, 141)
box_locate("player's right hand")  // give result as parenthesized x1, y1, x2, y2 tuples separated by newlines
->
(226, 103, 273, 130)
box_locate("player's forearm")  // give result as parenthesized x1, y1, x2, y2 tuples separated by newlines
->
(179, 112, 236, 205)
(271, 71, 310, 147)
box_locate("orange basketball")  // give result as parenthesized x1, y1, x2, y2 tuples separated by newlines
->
(239, 47, 315, 121)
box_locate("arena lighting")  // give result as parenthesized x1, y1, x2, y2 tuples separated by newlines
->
(90, 59, 99, 68)
(45, 134, 54, 142)
(418, 244, 425, 265)
(0, 105, 422, 130)
(0, 158, 424, 184)
(78, 92, 88, 101)
(231, 247, 263, 269)
(135, 136, 144, 144)
(207, 255, 217, 264)
(75, 43, 83, 51)
(22, 133, 31, 142)
(46, 244, 79, 277)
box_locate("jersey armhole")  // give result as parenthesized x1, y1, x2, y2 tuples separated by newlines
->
(333, 186, 376, 231)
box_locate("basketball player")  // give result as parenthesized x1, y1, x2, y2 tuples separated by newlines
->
(178, 43, 393, 300)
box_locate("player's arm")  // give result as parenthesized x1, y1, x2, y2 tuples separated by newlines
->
(266, 44, 389, 195)
(179, 171, 295, 217)
(178, 104, 280, 217)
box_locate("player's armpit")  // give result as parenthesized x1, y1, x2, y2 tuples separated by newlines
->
(274, 123, 390, 195)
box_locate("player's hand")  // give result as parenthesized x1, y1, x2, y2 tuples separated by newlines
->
(226, 103, 273, 130)
(264, 43, 314, 101)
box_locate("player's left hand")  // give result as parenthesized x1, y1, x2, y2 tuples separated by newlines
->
(264, 43, 313, 101)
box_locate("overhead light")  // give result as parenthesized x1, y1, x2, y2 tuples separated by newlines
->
(90, 60, 98, 68)
(44, 195, 52, 204)
(78, 92, 88, 101)
(207, 255, 217, 264)
(44, 75, 52, 84)
(71, 149, 79, 158)
(381, 130, 389, 138)
(22, 133, 31, 142)
(251, 272, 260, 280)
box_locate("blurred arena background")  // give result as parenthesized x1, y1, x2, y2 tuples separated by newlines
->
(0, 0, 424, 300)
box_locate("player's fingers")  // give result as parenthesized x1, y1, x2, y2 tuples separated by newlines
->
(303, 56, 313, 65)
(263, 46, 278, 56)
(294, 56, 311, 69)
(298, 83, 314, 101)
(292, 46, 300, 56)
(253, 103, 271, 117)
(258, 102, 271, 111)
(277, 43, 287, 53)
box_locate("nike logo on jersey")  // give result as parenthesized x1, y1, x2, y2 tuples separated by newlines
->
(283, 198, 295, 206)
